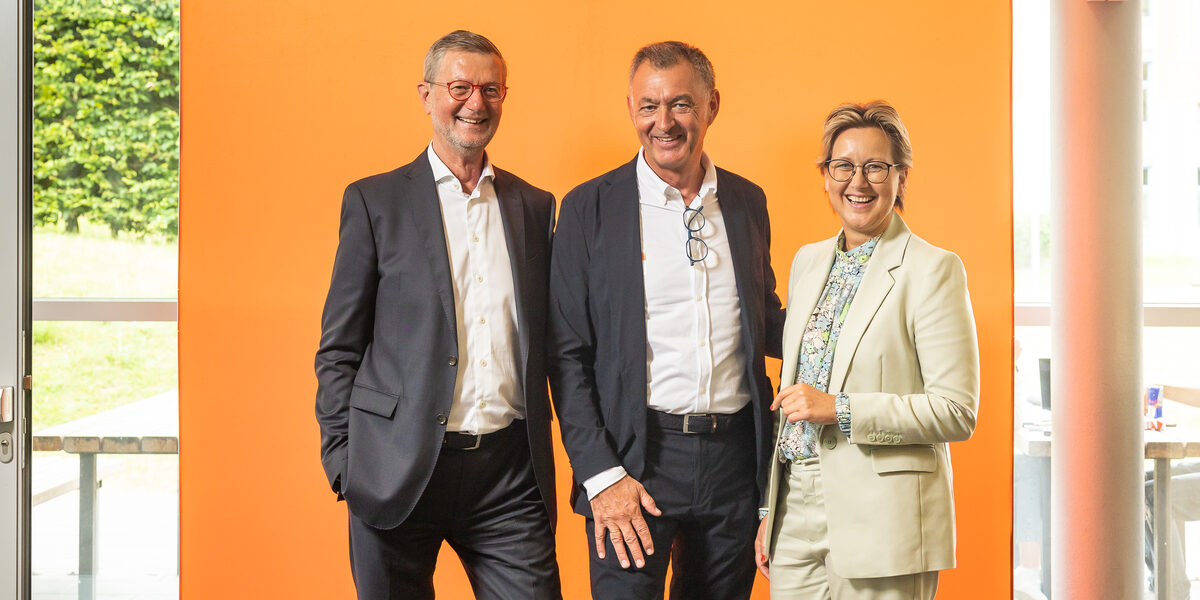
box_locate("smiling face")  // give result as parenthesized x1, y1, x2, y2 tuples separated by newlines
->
(825, 126, 907, 250)
(627, 61, 719, 188)
(419, 50, 505, 162)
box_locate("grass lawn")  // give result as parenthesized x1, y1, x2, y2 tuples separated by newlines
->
(34, 220, 177, 298)
(32, 220, 177, 431)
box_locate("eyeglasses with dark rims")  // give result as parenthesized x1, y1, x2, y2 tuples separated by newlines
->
(426, 80, 508, 102)
(823, 159, 903, 184)
(683, 205, 709, 267)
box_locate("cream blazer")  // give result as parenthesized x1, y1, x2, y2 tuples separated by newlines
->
(762, 214, 980, 579)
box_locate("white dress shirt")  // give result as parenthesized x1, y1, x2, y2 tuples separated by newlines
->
(427, 145, 523, 435)
(583, 150, 750, 498)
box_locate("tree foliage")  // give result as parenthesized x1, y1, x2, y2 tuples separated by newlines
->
(33, 0, 179, 238)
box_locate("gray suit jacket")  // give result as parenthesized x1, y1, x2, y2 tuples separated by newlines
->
(315, 151, 557, 530)
(762, 214, 979, 578)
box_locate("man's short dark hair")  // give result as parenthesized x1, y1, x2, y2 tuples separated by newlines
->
(424, 30, 506, 82)
(628, 41, 715, 92)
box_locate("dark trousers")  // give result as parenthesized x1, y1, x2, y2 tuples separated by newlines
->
(348, 422, 561, 600)
(586, 412, 759, 600)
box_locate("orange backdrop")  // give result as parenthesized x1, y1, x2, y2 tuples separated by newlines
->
(179, 1, 1013, 597)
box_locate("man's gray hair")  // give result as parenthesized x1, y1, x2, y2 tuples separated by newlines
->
(423, 30, 506, 82)
(628, 41, 715, 92)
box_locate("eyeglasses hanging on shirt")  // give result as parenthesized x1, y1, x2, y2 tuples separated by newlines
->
(684, 205, 709, 267)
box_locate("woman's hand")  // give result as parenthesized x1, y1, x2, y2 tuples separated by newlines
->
(754, 516, 770, 578)
(771, 382, 837, 424)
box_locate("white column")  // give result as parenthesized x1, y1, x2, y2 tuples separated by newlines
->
(1050, 1, 1143, 598)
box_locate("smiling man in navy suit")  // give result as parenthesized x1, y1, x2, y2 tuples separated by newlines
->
(548, 41, 785, 599)
(315, 30, 560, 600)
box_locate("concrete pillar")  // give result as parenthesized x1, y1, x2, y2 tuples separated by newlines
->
(1050, 1, 1143, 598)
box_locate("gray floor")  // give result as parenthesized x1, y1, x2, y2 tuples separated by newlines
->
(30, 454, 178, 600)
(1015, 521, 1200, 599)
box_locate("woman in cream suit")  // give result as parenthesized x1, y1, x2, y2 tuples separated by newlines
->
(753, 101, 979, 599)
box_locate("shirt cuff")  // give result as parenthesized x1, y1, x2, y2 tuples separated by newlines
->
(835, 392, 852, 437)
(583, 466, 628, 500)
(758, 507, 769, 521)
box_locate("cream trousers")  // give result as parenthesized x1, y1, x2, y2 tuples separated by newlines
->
(768, 458, 938, 599)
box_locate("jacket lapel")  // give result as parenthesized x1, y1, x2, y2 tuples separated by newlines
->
(402, 152, 458, 341)
(716, 173, 757, 361)
(779, 236, 838, 390)
(828, 214, 911, 392)
(603, 158, 648, 428)
(493, 171, 530, 383)
(605, 159, 645, 344)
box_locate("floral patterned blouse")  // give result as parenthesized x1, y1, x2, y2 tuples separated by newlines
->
(777, 233, 879, 462)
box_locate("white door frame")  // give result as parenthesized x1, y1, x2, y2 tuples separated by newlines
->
(0, 0, 32, 598)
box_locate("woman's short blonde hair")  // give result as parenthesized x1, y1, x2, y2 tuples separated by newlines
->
(818, 101, 913, 209)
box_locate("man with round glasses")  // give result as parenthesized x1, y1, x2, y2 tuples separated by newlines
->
(316, 29, 561, 599)
(548, 40, 785, 599)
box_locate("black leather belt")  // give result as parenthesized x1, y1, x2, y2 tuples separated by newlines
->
(442, 431, 485, 450)
(442, 420, 524, 451)
(648, 408, 748, 435)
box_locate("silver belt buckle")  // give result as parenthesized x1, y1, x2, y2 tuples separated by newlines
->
(682, 413, 715, 434)
(444, 432, 484, 450)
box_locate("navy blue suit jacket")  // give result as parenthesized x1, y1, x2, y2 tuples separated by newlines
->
(547, 157, 785, 516)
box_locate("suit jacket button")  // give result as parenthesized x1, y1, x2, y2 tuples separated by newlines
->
(436, 414, 447, 425)
(895, 434, 902, 443)
(823, 437, 837, 450)
(447, 356, 457, 366)
(867, 433, 877, 443)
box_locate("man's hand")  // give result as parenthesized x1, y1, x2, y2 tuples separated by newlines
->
(754, 516, 770, 578)
(771, 382, 837, 424)
(590, 475, 662, 569)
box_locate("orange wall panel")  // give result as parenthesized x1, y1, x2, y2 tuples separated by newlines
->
(179, 1, 1012, 597)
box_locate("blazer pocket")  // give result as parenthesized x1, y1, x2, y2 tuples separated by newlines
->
(349, 384, 400, 418)
(870, 445, 936, 474)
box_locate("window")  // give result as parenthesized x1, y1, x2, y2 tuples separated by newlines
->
(1013, 1, 1200, 597)
(30, 0, 179, 597)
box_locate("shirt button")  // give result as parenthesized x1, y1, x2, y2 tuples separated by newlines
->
(480, 359, 488, 367)
(436, 414, 447, 425)
(476, 275, 484, 283)
(479, 317, 486, 324)
(699, 339, 707, 347)
(477, 400, 486, 409)
(472, 235, 480, 243)
(823, 437, 837, 450)
(696, 296, 703, 302)
(447, 356, 457, 366)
